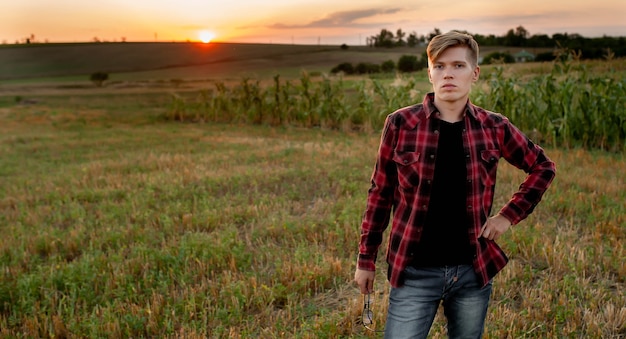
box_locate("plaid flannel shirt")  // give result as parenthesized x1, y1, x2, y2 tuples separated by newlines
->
(358, 93, 556, 287)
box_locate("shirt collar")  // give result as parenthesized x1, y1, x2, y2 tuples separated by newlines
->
(423, 92, 478, 120)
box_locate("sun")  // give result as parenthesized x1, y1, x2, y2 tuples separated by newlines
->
(198, 30, 215, 43)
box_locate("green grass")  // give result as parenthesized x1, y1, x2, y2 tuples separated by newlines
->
(0, 92, 624, 338)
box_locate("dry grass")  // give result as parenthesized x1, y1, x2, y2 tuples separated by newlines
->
(0, 97, 624, 337)
(1, 53, 625, 337)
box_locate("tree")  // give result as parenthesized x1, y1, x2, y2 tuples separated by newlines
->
(503, 25, 529, 46)
(369, 29, 395, 47)
(395, 29, 406, 46)
(90, 72, 109, 87)
(427, 28, 442, 42)
(527, 34, 552, 48)
(503, 29, 517, 46)
(407, 31, 419, 47)
(361, 25, 625, 58)
(515, 26, 529, 40)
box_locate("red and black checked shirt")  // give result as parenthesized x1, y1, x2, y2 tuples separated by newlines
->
(358, 93, 556, 288)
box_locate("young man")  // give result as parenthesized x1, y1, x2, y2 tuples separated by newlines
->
(354, 31, 556, 338)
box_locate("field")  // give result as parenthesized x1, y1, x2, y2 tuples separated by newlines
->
(0, 42, 625, 338)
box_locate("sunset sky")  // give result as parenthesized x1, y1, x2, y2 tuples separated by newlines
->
(3, 0, 625, 45)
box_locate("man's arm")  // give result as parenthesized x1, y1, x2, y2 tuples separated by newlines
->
(354, 114, 398, 289)
(498, 119, 556, 225)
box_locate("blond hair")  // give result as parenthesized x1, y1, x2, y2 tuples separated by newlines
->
(427, 31, 479, 67)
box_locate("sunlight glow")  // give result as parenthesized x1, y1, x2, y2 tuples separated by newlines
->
(198, 30, 215, 43)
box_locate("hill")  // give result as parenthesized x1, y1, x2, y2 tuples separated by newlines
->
(0, 42, 427, 81)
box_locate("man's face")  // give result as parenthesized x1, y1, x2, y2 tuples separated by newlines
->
(428, 46, 480, 104)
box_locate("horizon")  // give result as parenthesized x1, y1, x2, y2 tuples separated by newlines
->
(3, 1, 626, 45)
(3, 32, 625, 48)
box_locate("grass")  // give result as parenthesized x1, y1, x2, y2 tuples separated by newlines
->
(1, 43, 624, 337)
(0, 42, 423, 82)
(0, 91, 624, 338)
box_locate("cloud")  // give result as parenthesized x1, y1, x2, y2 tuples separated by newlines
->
(439, 11, 599, 35)
(268, 7, 404, 29)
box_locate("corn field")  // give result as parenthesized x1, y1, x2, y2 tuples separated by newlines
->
(168, 73, 420, 132)
(168, 59, 625, 152)
(473, 61, 626, 151)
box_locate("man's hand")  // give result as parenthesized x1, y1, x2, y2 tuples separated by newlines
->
(354, 269, 375, 294)
(480, 213, 511, 241)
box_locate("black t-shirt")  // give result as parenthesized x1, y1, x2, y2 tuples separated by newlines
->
(411, 120, 474, 267)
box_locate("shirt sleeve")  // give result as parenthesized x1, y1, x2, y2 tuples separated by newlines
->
(357, 114, 398, 271)
(498, 119, 556, 225)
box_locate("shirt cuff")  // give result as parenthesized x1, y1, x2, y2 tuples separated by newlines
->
(498, 206, 520, 225)
(357, 253, 376, 271)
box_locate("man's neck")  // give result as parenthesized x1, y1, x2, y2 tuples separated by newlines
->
(433, 98, 467, 123)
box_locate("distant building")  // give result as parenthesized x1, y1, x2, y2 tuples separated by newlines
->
(514, 50, 535, 62)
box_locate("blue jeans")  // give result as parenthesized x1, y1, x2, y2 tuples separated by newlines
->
(384, 265, 492, 339)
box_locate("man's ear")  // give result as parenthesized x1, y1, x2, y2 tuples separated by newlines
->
(472, 66, 480, 82)
(427, 67, 433, 83)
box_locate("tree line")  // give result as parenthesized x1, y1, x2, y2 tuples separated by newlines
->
(367, 26, 626, 59)
(330, 54, 427, 75)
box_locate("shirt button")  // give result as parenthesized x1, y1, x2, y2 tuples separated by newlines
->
(466, 154, 470, 158)
(422, 205, 427, 209)
(430, 154, 435, 159)
(403, 159, 408, 164)
(467, 205, 472, 209)
(434, 130, 439, 134)
(467, 179, 472, 183)
(427, 180, 432, 184)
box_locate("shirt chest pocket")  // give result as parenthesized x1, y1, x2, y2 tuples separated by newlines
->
(479, 149, 500, 186)
(392, 151, 421, 189)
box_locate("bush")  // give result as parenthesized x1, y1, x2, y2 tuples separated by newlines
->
(397, 55, 424, 73)
(482, 52, 515, 64)
(330, 62, 355, 75)
(535, 52, 556, 62)
(331, 55, 424, 75)
(355, 62, 380, 74)
(381, 60, 396, 73)
(90, 72, 109, 87)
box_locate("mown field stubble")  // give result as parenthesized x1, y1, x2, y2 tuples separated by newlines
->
(0, 43, 625, 338)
